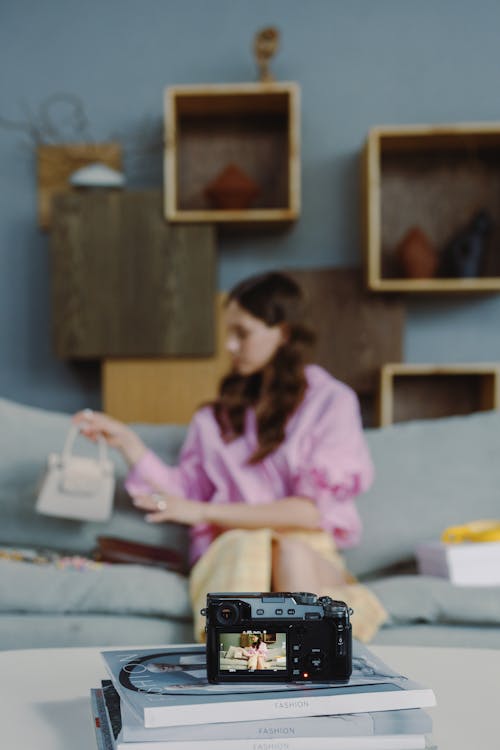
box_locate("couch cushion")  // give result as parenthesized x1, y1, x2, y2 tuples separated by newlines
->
(0, 614, 193, 650)
(0, 558, 191, 619)
(368, 574, 500, 626)
(344, 410, 500, 577)
(0, 397, 189, 560)
(370, 623, 500, 649)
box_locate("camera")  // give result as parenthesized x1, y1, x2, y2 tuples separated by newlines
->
(202, 592, 352, 683)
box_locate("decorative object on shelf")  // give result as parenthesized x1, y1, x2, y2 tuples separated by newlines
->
(253, 26, 280, 82)
(37, 142, 122, 229)
(204, 163, 260, 210)
(439, 210, 492, 278)
(69, 162, 125, 188)
(395, 226, 438, 278)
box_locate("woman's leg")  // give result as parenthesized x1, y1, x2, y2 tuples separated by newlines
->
(271, 534, 350, 592)
(256, 654, 267, 670)
(271, 533, 388, 643)
(247, 654, 258, 670)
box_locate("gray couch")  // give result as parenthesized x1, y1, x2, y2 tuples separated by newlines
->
(1, 396, 500, 651)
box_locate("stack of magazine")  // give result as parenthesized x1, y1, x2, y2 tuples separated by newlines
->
(90, 642, 436, 750)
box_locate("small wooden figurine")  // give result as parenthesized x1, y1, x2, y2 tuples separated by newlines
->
(396, 226, 438, 278)
(253, 26, 280, 82)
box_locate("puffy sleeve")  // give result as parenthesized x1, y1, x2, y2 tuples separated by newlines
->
(291, 386, 374, 548)
(125, 413, 215, 502)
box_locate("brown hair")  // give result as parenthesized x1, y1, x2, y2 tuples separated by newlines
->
(213, 272, 315, 463)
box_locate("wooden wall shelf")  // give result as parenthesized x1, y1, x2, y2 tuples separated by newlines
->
(377, 362, 500, 427)
(164, 82, 300, 223)
(363, 123, 500, 292)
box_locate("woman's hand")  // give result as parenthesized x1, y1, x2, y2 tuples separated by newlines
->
(73, 410, 147, 466)
(131, 492, 323, 531)
(132, 492, 206, 526)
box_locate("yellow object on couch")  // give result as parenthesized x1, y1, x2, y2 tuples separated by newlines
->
(441, 520, 500, 544)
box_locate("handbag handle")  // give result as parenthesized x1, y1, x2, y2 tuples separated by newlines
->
(61, 424, 109, 466)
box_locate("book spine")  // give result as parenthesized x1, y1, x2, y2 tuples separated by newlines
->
(121, 707, 432, 741)
(117, 736, 427, 750)
(143, 690, 436, 729)
(90, 689, 116, 750)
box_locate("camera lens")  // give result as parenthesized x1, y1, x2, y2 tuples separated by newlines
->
(215, 602, 240, 626)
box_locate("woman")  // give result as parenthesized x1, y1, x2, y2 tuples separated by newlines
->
(244, 635, 268, 671)
(75, 271, 386, 640)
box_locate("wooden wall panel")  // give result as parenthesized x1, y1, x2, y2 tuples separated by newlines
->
(287, 268, 405, 394)
(50, 190, 216, 358)
(102, 294, 229, 424)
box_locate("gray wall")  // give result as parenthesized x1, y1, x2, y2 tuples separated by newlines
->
(2, 0, 500, 413)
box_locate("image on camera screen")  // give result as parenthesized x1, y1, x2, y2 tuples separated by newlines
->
(218, 631, 287, 673)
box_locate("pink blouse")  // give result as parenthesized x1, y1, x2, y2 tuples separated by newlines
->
(125, 365, 374, 565)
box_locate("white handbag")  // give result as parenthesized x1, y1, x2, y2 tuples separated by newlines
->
(36, 424, 115, 522)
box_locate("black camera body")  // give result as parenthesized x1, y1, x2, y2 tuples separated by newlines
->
(202, 592, 352, 683)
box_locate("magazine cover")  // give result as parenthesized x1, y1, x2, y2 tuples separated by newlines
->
(100, 642, 436, 729)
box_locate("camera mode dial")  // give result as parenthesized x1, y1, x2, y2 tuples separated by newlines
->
(294, 592, 318, 605)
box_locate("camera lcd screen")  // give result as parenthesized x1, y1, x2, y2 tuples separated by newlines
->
(218, 631, 287, 673)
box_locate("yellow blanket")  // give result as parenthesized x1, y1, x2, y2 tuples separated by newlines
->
(189, 528, 387, 643)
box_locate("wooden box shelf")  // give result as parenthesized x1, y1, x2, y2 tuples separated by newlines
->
(164, 82, 300, 223)
(363, 123, 500, 292)
(377, 363, 500, 427)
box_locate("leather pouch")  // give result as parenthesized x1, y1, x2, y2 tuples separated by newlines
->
(94, 535, 186, 574)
